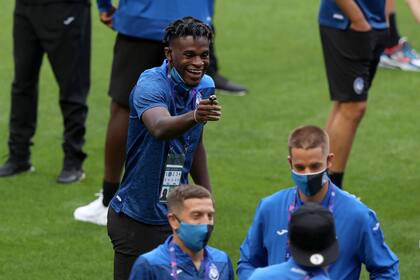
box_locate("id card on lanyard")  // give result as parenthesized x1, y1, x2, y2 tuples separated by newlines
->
(159, 149, 185, 203)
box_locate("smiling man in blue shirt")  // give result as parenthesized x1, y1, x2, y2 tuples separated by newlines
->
(237, 125, 399, 280)
(107, 17, 222, 280)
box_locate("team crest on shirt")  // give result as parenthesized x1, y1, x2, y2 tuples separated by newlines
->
(353, 77, 365, 95)
(208, 263, 219, 280)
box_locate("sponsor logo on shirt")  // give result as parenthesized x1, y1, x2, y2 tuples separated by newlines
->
(170, 269, 183, 277)
(276, 229, 288, 236)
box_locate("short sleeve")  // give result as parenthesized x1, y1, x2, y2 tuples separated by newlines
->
(129, 257, 157, 280)
(132, 77, 170, 120)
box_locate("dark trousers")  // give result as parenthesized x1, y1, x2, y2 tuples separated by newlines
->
(107, 208, 172, 280)
(9, 1, 91, 168)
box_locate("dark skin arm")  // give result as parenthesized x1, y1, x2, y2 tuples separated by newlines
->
(99, 6, 116, 28)
(142, 99, 221, 140)
(190, 133, 211, 192)
(335, 0, 372, 31)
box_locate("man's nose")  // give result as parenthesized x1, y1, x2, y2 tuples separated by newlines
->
(192, 56, 204, 66)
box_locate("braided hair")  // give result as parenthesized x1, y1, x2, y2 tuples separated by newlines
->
(163, 16, 213, 45)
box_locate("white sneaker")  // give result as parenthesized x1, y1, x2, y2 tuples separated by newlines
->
(73, 192, 108, 226)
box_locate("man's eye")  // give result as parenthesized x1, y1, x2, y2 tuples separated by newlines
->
(294, 166, 305, 171)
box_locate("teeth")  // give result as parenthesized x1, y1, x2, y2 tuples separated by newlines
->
(188, 69, 202, 74)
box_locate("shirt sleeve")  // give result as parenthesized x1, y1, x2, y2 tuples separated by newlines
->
(132, 78, 169, 121)
(227, 256, 235, 280)
(237, 201, 268, 280)
(129, 257, 157, 280)
(96, 0, 112, 13)
(359, 210, 400, 279)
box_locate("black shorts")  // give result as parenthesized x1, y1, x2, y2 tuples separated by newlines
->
(107, 208, 172, 280)
(320, 26, 387, 102)
(108, 33, 165, 108)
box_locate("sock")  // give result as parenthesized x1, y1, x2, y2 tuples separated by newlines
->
(102, 180, 120, 207)
(386, 13, 401, 48)
(328, 171, 344, 189)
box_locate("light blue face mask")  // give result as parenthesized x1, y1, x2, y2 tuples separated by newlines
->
(176, 220, 214, 252)
(291, 169, 329, 197)
(170, 66, 191, 93)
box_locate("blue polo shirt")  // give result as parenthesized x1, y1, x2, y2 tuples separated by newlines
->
(237, 183, 399, 280)
(96, 0, 213, 41)
(249, 258, 330, 280)
(319, 0, 387, 30)
(129, 236, 234, 280)
(110, 60, 215, 225)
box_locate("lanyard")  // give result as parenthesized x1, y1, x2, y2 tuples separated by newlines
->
(169, 243, 210, 280)
(285, 184, 336, 260)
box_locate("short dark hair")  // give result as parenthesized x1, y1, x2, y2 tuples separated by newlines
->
(288, 125, 329, 156)
(163, 16, 213, 45)
(167, 184, 213, 214)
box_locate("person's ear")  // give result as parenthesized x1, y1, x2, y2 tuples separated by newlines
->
(326, 153, 334, 169)
(168, 213, 179, 230)
(164, 47, 173, 64)
(287, 155, 293, 169)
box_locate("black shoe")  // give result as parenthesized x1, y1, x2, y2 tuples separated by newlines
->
(212, 73, 248, 96)
(57, 168, 85, 184)
(0, 159, 35, 177)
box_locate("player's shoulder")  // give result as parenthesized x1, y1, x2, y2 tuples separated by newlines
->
(250, 263, 289, 279)
(335, 187, 373, 218)
(206, 246, 231, 263)
(138, 243, 169, 266)
(198, 74, 215, 89)
(259, 186, 295, 209)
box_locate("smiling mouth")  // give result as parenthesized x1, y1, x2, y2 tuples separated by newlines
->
(186, 68, 204, 77)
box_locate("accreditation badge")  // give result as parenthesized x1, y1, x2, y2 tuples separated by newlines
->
(159, 152, 185, 203)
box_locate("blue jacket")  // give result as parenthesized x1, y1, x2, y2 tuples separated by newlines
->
(96, 0, 213, 41)
(319, 0, 387, 30)
(129, 236, 234, 280)
(238, 184, 399, 280)
(110, 60, 215, 225)
(249, 258, 330, 280)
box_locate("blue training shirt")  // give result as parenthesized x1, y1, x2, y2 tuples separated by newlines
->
(249, 258, 330, 280)
(110, 60, 215, 225)
(96, 0, 213, 41)
(319, 0, 387, 30)
(237, 183, 400, 280)
(129, 235, 234, 280)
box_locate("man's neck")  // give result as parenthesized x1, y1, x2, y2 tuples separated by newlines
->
(298, 182, 329, 203)
(173, 234, 204, 270)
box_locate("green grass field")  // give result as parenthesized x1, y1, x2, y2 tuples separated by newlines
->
(1, 1, 419, 279)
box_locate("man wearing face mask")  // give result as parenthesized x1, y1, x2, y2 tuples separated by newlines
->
(129, 184, 234, 280)
(107, 17, 221, 280)
(237, 125, 399, 280)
